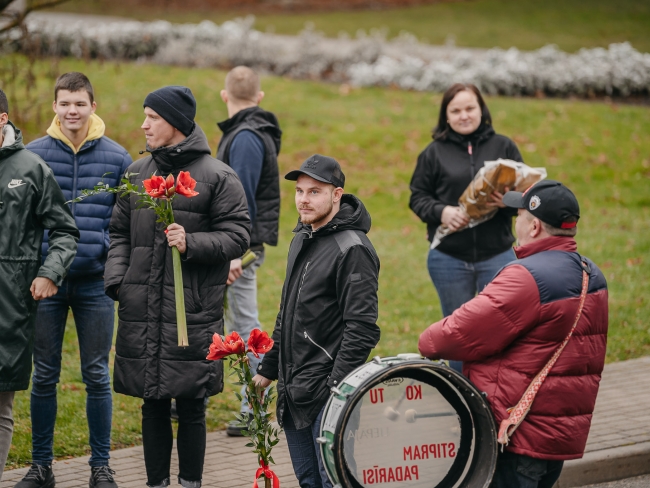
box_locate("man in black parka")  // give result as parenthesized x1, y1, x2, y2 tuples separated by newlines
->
(253, 155, 380, 488)
(104, 86, 250, 488)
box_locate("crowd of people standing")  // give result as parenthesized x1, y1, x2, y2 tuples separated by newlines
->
(0, 68, 608, 488)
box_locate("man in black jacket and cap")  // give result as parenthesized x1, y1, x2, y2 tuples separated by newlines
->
(253, 155, 381, 488)
(216, 66, 282, 436)
(104, 86, 250, 488)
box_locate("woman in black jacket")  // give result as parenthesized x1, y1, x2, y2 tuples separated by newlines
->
(409, 83, 522, 371)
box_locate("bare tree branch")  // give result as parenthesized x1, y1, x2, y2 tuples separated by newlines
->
(0, 0, 69, 35)
(0, 1, 15, 11)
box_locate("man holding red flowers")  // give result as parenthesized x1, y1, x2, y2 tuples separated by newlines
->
(253, 155, 381, 488)
(104, 86, 250, 488)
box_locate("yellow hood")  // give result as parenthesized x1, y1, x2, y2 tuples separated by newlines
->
(47, 113, 106, 153)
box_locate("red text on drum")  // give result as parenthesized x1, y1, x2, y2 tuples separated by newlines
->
(362, 465, 419, 484)
(403, 443, 456, 461)
(369, 385, 422, 404)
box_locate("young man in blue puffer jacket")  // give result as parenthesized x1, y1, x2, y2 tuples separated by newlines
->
(15, 72, 132, 488)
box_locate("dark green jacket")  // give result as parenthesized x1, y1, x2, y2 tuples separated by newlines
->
(0, 122, 79, 392)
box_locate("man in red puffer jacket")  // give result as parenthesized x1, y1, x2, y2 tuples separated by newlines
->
(418, 180, 608, 488)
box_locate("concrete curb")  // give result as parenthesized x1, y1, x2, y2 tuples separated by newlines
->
(557, 442, 650, 487)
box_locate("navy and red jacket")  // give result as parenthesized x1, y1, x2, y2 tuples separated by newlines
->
(418, 236, 608, 460)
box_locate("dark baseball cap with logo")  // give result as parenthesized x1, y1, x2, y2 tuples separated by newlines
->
(285, 154, 345, 189)
(502, 179, 580, 229)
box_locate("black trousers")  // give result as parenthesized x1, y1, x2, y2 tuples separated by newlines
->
(490, 451, 564, 488)
(142, 398, 206, 486)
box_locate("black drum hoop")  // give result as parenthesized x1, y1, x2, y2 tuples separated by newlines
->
(331, 361, 476, 488)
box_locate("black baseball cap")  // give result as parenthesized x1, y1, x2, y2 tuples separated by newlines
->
(285, 154, 345, 189)
(502, 180, 580, 229)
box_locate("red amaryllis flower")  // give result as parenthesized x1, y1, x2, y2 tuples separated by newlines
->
(143, 175, 166, 198)
(207, 331, 245, 360)
(247, 329, 274, 358)
(143, 174, 175, 198)
(165, 174, 176, 197)
(176, 171, 199, 197)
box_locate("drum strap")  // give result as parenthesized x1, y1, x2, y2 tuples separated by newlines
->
(497, 261, 590, 447)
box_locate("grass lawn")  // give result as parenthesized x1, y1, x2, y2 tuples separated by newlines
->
(49, 0, 650, 53)
(3, 56, 650, 468)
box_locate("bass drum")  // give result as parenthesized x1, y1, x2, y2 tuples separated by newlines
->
(318, 354, 497, 488)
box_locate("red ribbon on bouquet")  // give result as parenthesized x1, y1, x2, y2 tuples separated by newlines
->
(252, 460, 280, 488)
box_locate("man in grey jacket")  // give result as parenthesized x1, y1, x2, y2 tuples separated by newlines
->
(0, 88, 79, 482)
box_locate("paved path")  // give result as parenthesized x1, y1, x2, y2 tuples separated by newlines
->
(583, 474, 650, 488)
(2, 357, 649, 488)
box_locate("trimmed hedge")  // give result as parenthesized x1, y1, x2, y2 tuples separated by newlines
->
(4, 16, 649, 97)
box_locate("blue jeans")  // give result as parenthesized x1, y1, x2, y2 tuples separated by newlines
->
(224, 250, 266, 414)
(427, 247, 516, 372)
(283, 406, 332, 488)
(31, 277, 115, 467)
(490, 451, 563, 488)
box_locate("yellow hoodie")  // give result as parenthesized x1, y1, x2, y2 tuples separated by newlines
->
(47, 113, 106, 154)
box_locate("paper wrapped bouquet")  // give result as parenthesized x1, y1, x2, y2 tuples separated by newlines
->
(431, 159, 547, 248)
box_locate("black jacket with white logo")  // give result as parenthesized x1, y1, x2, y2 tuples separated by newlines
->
(258, 194, 381, 429)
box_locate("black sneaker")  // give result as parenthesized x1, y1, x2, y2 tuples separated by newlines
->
(14, 464, 55, 488)
(89, 466, 117, 488)
(225, 413, 253, 437)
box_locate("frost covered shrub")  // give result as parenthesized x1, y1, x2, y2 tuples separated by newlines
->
(4, 16, 649, 97)
(348, 43, 650, 97)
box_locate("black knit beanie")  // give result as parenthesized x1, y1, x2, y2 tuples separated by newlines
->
(143, 86, 196, 136)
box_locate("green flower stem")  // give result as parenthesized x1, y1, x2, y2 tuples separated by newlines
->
(237, 355, 273, 487)
(167, 199, 188, 347)
(241, 249, 259, 269)
(172, 246, 188, 347)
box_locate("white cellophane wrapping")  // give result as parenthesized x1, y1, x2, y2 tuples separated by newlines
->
(431, 159, 547, 249)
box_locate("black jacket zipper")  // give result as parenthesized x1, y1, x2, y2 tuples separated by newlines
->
(468, 141, 478, 263)
(303, 331, 333, 360)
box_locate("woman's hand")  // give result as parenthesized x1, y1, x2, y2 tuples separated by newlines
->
(486, 186, 510, 208)
(441, 206, 470, 231)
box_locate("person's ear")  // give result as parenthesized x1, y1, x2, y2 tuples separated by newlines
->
(333, 187, 344, 203)
(220, 90, 228, 104)
(531, 217, 543, 238)
(90, 100, 97, 114)
(257, 91, 265, 105)
(52, 100, 57, 114)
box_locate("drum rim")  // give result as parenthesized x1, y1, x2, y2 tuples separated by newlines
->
(322, 359, 497, 488)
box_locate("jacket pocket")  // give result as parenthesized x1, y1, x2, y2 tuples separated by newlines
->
(115, 319, 147, 358)
(288, 373, 330, 408)
(190, 270, 203, 313)
(11, 261, 37, 312)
